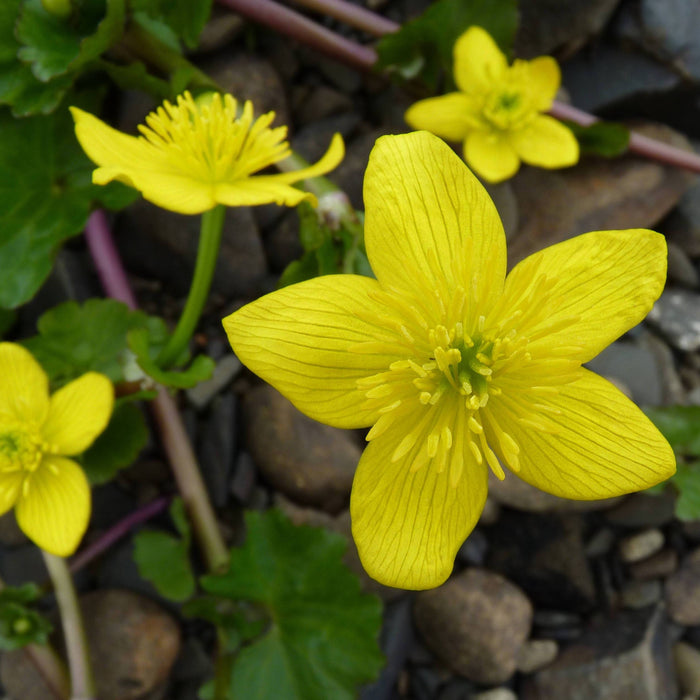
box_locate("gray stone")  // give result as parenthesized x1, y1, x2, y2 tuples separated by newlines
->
(585, 528, 616, 557)
(666, 548, 700, 625)
(293, 84, 355, 126)
(473, 689, 518, 700)
(523, 605, 677, 700)
(509, 123, 695, 265)
(639, 332, 687, 405)
(673, 641, 700, 697)
(515, 0, 622, 57)
(244, 385, 359, 512)
(0, 511, 27, 547)
(230, 451, 257, 505)
(562, 45, 680, 114)
(629, 549, 679, 581)
(605, 492, 677, 527)
(195, 7, 245, 53)
(586, 341, 663, 406)
(619, 528, 665, 563)
(648, 289, 700, 351)
(487, 512, 596, 612)
(413, 568, 532, 685)
(665, 167, 700, 257)
(487, 470, 620, 513)
(517, 639, 559, 673)
(621, 580, 663, 609)
(667, 242, 700, 288)
(186, 355, 242, 410)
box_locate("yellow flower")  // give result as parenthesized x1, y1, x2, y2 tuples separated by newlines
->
(223, 131, 674, 590)
(0, 344, 113, 556)
(405, 26, 579, 183)
(70, 91, 345, 215)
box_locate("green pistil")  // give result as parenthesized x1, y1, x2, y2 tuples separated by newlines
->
(499, 92, 520, 111)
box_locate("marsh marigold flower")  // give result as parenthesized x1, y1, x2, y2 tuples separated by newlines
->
(0, 344, 112, 556)
(70, 91, 344, 215)
(405, 26, 579, 183)
(223, 131, 674, 590)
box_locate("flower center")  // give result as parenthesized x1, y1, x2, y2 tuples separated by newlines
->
(0, 422, 45, 473)
(137, 91, 291, 184)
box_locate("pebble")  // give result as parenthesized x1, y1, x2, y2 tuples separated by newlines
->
(605, 492, 677, 528)
(185, 355, 242, 411)
(666, 548, 700, 624)
(629, 549, 679, 580)
(517, 639, 559, 673)
(674, 641, 700, 698)
(667, 241, 700, 288)
(243, 385, 360, 512)
(472, 688, 518, 700)
(648, 289, 700, 351)
(585, 528, 616, 557)
(619, 528, 665, 563)
(413, 568, 532, 685)
(621, 579, 663, 609)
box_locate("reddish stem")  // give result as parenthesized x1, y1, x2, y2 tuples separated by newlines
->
(217, 0, 377, 69)
(283, 0, 398, 37)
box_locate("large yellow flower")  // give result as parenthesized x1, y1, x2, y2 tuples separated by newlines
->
(70, 91, 344, 215)
(405, 26, 579, 183)
(223, 131, 674, 590)
(0, 344, 113, 556)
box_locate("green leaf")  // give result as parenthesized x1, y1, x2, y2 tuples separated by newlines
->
(81, 401, 148, 484)
(133, 498, 196, 602)
(23, 299, 159, 385)
(278, 252, 320, 288)
(0, 102, 134, 308)
(565, 121, 630, 158)
(0, 584, 52, 650)
(673, 461, 700, 521)
(127, 327, 215, 389)
(375, 0, 518, 89)
(0, 0, 73, 115)
(200, 510, 384, 700)
(644, 406, 700, 456)
(99, 58, 172, 100)
(131, 0, 213, 49)
(17, 0, 125, 81)
(0, 309, 16, 337)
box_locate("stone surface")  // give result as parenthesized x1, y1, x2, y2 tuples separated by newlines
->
(516, 0, 622, 57)
(629, 549, 679, 581)
(648, 289, 700, 351)
(517, 639, 559, 674)
(117, 203, 267, 299)
(605, 492, 677, 527)
(413, 568, 532, 684)
(487, 512, 596, 612)
(666, 548, 700, 625)
(522, 605, 676, 699)
(472, 689, 518, 700)
(667, 242, 700, 288)
(0, 511, 27, 546)
(487, 469, 621, 513)
(621, 580, 663, 609)
(186, 355, 242, 410)
(673, 641, 700, 697)
(619, 528, 665, 563)
(664, 169, 700, 257)
(508, 123, 695, 265)
(244, 385, 360, 512)
(1, 647, 68, 700)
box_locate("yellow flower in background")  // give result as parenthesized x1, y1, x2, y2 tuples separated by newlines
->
(0, 344, 113, 556)
(70, 91, 344, 215)
(405, 26, 579, 183)
(223, 131, 674, 590)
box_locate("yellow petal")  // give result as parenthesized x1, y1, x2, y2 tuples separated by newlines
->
(501, 229, 667, 362)
(16, 456, 91, 556)
(364, 131, 507, 319)
(0, 471, 23, 517)
(464, 130, 520, 183)
(214, 178, 317, 208)
(0, 343, 49, 425)
(271, 133, 345, 185)
(42, 372, 113, 455)
(486, 369, 675, 500)
(351, 402, 488, 589)
(453, 26, 508, 93)
(509, 115, 579, 169)
(404, 93, 482, 142)
(223, 275, 403, 429)
(525, 56, 561, 110)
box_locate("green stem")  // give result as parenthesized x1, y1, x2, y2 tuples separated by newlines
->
(156, 205, 226, 369)
(42, 553, 95, 700)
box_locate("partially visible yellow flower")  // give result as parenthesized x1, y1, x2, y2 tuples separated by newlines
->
(405, 26, 579, 183)
(223, 131, 674, 590)
(70, 91, 345, 215)
(0, 344, 113, 556)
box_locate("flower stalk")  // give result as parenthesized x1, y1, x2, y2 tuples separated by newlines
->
(156, 205, 226, 368)
(42, 552, 95, 700)
(84, 214, 230, 574)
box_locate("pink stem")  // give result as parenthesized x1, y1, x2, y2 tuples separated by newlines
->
(283, 0, 398, 37)
(69, 496, 171, 574)
(217, 0, 377, 69)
